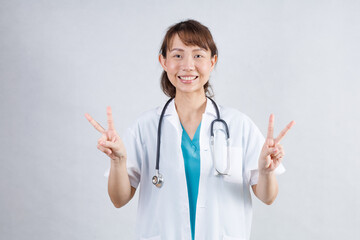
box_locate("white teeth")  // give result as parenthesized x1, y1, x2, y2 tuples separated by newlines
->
(179, 76, 197, 80)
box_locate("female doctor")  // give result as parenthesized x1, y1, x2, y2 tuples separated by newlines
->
(85, 20, 295, 240)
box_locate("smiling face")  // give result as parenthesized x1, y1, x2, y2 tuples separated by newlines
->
(159, 34, 217, 96)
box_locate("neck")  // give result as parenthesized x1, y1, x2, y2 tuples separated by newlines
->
(174, 91, 207, 121)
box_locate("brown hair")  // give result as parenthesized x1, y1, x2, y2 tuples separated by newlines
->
(159, 19, 218, 98)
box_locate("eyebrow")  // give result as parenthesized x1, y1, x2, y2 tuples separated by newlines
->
(169, 48, 207, 52)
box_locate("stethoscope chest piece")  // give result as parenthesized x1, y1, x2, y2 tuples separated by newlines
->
(152, 170, 163, 188)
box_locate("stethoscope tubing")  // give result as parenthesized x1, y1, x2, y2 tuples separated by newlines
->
(155, 98, 173, 171)
(153, 97, 230, 187)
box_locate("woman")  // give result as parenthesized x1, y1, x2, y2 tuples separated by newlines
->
(85, 19, 295, 240)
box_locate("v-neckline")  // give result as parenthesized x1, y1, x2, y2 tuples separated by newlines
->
(181, 122, 202, 142)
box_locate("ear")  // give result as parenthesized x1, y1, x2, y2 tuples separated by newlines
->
(159, 54, 167, 72)
(210, 55, 218, 72)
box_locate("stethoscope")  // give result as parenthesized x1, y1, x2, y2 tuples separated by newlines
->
(152, 97, 230, 188)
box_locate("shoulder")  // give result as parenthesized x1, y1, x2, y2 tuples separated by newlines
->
(135, 107, 159, 124)
(219, 105, 254, 124)
(123, 107, 159, 144)
(128, 107, 159, 131)
(218, 105, 263, 136)
(218, 106, 264, 148)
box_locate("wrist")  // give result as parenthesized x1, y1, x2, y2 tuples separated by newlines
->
(111, 156, 127, 167)
(259, 169, 275, 177)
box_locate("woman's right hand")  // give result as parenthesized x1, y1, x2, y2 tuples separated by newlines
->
(85, 106, 127, 162)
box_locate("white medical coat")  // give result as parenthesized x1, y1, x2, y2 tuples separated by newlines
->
(113, 98, 285, 240)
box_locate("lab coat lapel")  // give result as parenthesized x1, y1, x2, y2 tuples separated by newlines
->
(157, 99, 189, 235)
(195, 98, 218, 240)
(198, 98, 218, 207)
(156, 99, 182, 134)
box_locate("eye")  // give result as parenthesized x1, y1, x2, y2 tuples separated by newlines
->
(173, 54, 182, 58)
(194, 54, 203, 58)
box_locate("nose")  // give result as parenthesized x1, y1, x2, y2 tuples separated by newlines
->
(182, 55, 195, 71)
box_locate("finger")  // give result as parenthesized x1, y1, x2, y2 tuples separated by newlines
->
(266, 147, 277, 157)
(85, 113, 105, 133)
(265, 158, 273, 168)
(276, 144, 283, 150)
(100, 140, 118, 150)
(266, 138, 274, 148)
(107, 106, 115, 130)
(97, 144, 112, 155)
(274, 154, 284, 162)
(267, 114, 275, 139)
(273, 150, 284, 158)
(273, 144, 284, 154)
(272, 157, 282, 169)
(98, 144, 118, 160)
(97, 134, 107, 144)
(272, 150, 283, 159)
(271, 144, 284, 156)
(275, 120, 296, 145)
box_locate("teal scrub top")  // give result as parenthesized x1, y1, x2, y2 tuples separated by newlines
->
(181, 122, 201, 240)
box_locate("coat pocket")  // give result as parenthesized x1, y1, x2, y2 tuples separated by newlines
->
(223, 147, 243, 184)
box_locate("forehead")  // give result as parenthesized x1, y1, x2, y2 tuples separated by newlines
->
(168, 34, 208, 51)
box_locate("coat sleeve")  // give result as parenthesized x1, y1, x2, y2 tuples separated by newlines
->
(104, 126, 143, 189)
(242, 116, 285, 186)
(122, 126, 143, 189)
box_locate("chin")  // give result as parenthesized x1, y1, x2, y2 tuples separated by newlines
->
(175, 86, 205, 95)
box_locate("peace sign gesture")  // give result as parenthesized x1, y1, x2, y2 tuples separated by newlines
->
(85, 106, 127, 162)
(258, 114, 295, 174)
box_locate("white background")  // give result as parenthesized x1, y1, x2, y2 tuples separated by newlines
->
(1, 0, 359, 239)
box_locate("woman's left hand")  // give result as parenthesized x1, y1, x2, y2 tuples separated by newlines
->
(258, 114, 295, 174)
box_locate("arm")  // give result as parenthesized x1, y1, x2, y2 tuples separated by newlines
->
(108, 158, 136, 208)
(85, 106, 136, 208)
(252, 114, 294, 205)
(251, 173, 278, 205)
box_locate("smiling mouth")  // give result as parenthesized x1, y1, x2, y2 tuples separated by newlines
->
(178, 76, 198, 82)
